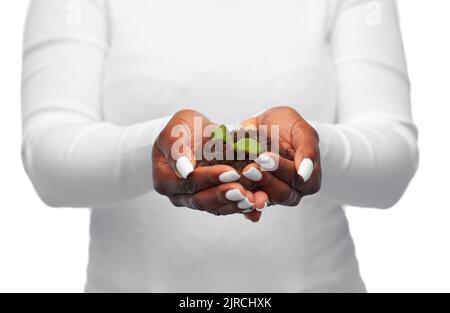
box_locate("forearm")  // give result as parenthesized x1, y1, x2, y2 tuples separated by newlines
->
(312, 117, 419, 208)
(22, 111, 171, 208)
(313, 0, 419, 208)
(21, 0, 173, 208)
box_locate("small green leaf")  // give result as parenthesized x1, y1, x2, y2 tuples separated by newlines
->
(233, 138, 260, 155)
(211, 125, 232, 143)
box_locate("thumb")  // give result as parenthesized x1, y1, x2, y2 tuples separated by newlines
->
(240, 117, 259, 130)
(291, 119, 319, 183)
(156, 118, 197, 179)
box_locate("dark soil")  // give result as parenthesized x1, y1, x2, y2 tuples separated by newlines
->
(197, 128, 291, 191)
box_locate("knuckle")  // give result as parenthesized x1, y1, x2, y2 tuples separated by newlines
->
(153, 180, 167, 195)
(182, 179, 198, 194)
(188, 197, 202, 210)
(292, 193, 303, 206)
(281, 191, 302, 207)
(169, 196, 183, 207)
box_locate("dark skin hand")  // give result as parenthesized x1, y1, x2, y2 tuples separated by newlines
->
(153, 109, 268, 218)
(240, 106, 322, 222)
(153, 107, 320, 222)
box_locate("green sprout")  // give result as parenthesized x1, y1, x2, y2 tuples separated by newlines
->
(211, 124, 233, 143)
(233, 138, 260, 155)
(211, 125, 260, 155)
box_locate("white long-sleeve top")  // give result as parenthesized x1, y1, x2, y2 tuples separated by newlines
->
(22, 0, 418, 292)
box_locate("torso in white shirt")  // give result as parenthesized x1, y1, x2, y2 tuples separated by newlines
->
(86, 0, 365, 293)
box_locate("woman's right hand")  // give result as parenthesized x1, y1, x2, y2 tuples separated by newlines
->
(152, 110, 268, 217)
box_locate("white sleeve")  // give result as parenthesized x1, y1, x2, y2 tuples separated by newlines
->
(313, 0, 419, 208)
(21, 0, 171, 208)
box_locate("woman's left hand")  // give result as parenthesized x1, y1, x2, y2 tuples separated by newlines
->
(240, 106, 322, 220)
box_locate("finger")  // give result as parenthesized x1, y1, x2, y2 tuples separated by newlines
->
(238, 189, 256, 212)
(153, 145, 197, 194)
(156, 118, 196, 179)
(243, 190, 267, 223)
(253, 190, 269, 212)
(291, 121, 322, 195)
(153, 149, 241, 195)
(211, 190, 255, 216)
(252, 151, 310, 192)
(244, 210, 261, 222)
(170, 183, 253, 214)
(291, 121, 319, 181)
(242, 163, 302, 206)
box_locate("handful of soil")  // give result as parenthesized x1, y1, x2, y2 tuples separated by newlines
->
(197, 125, 269, 191)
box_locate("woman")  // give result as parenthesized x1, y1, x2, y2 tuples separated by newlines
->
(22, 0, 418, 292)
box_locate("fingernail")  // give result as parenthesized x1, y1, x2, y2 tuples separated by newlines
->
(226, 189, 246, 201)
(256, 154, 271, 163)
(219, 171, 241, 183)
(298, 158, 314, 182)
(242, 208, 254, 214)
(238, 198, 254, 209)
(256, 201, 268, 212)
(243, 167, 262, 181)
(176, 156, 194, 179)
(256, 155, 276, 171)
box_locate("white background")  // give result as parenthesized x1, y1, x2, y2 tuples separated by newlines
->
(0, 0, 449, 293)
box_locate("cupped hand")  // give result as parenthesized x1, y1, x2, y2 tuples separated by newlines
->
(240, 106, 322, 214)
(153, 109, 268, 218)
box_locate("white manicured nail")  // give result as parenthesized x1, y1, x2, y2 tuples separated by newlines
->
(226, 189, 246, 201)
(219, 171, 241, 183)
(176, 156, 194, 179)
(242, 208, 254, 214)
(256, 202, 268, 212)
(243, 167, 262, 181)
(298, 158, 314, 182)
(256, 155, 276, 171)
(238, 198, 254, 209)
(256, 154, 271, 163)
